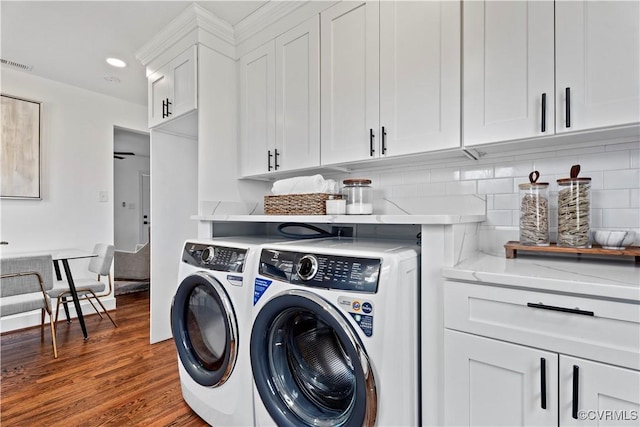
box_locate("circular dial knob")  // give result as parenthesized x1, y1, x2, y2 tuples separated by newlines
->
(296, 255, 318, 281)
(201, 246, 215, 264)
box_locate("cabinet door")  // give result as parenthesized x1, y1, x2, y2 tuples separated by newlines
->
(321, 1, 379, 165)
(168, 45, 197, 120)
(560, 356, 640, 426)
(148, 69, 169, 128)
(463, 1, 555, 146)
(275, 16, 320, 172)
(239, 42, 276, 176)
(444, 330, 558, 426)
(379, 1, 460, 156)
(555, 1, 640, 133)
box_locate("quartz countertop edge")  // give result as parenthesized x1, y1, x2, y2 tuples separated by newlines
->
(191, 214, 486, 225)
(443, 252, 640, 302)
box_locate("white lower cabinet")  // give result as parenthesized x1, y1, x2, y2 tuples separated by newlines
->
(445, 330, 558, 426)
(444, 281, 640, 426)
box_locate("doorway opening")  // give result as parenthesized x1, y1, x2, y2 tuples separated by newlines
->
(113, 126, 150, 295)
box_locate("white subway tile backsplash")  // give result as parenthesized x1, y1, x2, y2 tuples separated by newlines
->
(631, 189, 640, 208)
(343, 141, 638, 237)
(417, 182, 446, 196)
(578, 150, 632, 172)
(602, 209, 640, 228)
(391, 184, 418, 198)
(403, 169, 430, 185)
(494, 194, 519, 210)
(494, 161, 534, 178)
(603, 169, 640, 189)
(486, 210, 513, 227)
(478, 178, 513, 194)
(592, 189, 630, 209)
(445, 180, 477, 195)
(461, 166, 493, 180)
(431, 168, 460, 183)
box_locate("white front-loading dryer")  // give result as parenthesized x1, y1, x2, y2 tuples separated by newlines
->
(172, 237, 288, 426)
(250, 238, 421, 427)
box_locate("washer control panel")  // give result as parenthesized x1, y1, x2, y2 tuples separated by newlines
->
(183, 242, 247, 272)
(259, 249, 381, 293)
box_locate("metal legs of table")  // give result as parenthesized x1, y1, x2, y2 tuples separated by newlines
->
(53, 259, 89, 339)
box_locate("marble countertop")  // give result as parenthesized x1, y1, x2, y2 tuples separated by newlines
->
(443, 252, 640, 302)
(192, 213, 486, 225)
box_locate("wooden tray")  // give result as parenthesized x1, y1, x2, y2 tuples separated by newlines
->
(504, 241, 640, 263)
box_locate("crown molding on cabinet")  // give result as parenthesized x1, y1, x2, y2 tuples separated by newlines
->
(233, 1, 309, 45)
(137, 1, 313, 67)
(135, 3, 234, 66)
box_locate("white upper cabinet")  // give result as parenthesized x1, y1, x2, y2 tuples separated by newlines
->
(555, 1, 640, 133)
(463, 1, 555, 146)
(379, 1, 461, 156)
(275, 16, 320, 173)
(321, 1, 460, 165)
(464, 0, 640, 147)
(239, 16, 320, 177)
(148, 45, 198, 129)
(321, 1, 379, 165)
(239, 41, 276, 177)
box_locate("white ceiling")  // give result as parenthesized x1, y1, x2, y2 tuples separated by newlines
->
(1, 1, 269, 106)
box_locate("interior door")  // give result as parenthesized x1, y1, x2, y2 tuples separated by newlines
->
(140, 172, 150, 245)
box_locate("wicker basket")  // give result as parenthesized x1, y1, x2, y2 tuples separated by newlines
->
(264, 193, 343, 215)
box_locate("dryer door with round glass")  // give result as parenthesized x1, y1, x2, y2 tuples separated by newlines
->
(251, 289, 377, 427)
(172, 271, 238, 387)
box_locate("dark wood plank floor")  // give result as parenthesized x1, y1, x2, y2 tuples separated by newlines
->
(1, 291, 208, 426)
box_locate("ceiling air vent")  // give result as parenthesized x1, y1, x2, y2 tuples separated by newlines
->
(1, 58, 33, 72)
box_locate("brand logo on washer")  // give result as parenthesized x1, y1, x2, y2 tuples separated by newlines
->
(338, 296, 374, 337)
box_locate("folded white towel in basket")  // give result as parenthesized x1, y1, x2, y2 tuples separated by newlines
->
(271, 174, 339, 195)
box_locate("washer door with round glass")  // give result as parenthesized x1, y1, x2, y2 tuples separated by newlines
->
(171, 271, 238, 387)
(251, 289, 377, 427)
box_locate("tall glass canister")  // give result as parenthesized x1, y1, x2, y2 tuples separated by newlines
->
(557, 165, 591, 248)
(519, 171, 549, 246)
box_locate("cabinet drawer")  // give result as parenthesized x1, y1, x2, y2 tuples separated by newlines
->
(444, 281, 640, 370)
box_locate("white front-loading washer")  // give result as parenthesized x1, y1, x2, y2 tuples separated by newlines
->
(172, 237, 288, 426)
(250, 238, 421, 426)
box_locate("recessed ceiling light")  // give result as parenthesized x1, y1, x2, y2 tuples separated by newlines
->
(106, 57, 126, 68)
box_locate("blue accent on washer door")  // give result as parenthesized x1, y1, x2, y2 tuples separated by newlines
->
(253, 278, 272, 305)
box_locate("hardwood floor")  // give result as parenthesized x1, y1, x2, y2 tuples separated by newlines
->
(1, 291, 208, 426)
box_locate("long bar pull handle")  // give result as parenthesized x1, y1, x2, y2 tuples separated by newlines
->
(541, 93, 547, 133)
(527, 302, 594, 317)
(274, 149, 280, 170)
(267, 150, 273, 171)
(369, 129, 375, 156)
(540, 358, 547, 409)
(572, 365, 579, 419)
(565, 87, 571, 128)
(381, 126, 387, 154)
(162, 99, 167, 118)
(166, 99, 172, 117)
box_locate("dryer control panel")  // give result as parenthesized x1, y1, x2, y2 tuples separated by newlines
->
(182, 242, 247, 272)
(259, 249, 380, 293)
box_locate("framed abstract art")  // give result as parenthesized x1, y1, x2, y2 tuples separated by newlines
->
(1, 94, 42, 199)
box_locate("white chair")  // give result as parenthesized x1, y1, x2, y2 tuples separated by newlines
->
(1, 255, 58, 358)
(47, 243, 117, 329)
